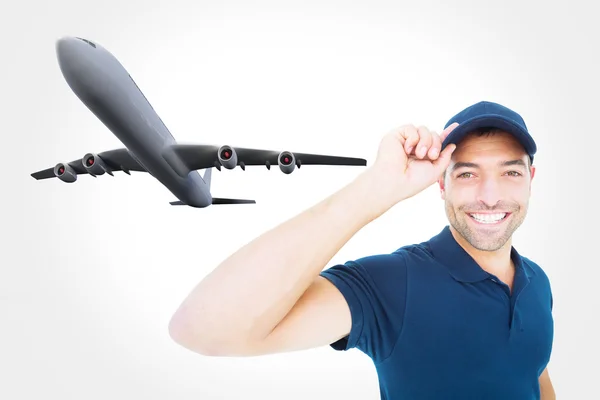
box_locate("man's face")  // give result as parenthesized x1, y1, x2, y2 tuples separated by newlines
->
(438, 130, 536, 252)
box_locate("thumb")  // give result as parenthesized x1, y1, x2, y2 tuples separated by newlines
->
(432, 143, 456, 171)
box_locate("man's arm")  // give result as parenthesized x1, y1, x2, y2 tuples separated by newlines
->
(168, 169, 392, 356)
(539, 368, 556, 399)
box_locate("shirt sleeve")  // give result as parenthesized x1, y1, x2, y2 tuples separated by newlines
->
(319, 253, 408, 362)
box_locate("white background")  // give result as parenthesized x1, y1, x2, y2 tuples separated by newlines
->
(1, 0, 598, 398)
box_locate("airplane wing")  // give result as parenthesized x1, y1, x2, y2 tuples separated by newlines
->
(31, 148, 146, 181)
(167, 144, 367, 174)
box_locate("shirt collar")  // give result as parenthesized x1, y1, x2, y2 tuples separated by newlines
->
(427, 225, 532, 282)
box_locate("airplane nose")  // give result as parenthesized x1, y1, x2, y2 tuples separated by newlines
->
(56, 37, 79, 66)
(55, 36, 101, 99)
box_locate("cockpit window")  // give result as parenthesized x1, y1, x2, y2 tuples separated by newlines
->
(75, 37, 96, 48)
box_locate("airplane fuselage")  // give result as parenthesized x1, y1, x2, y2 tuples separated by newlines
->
(56, 37, 212, 207)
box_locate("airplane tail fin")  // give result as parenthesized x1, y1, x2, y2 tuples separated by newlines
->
(169, 168, 254, 206)
(202, 167, 255, 204)
(202, 167, 212, 189)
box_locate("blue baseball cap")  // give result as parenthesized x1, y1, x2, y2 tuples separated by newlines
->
(441, 101, 537, 162)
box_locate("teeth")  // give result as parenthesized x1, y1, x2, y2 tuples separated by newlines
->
(470, 213, 506, 223)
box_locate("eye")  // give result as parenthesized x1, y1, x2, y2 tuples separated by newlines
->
(505, 171, 522, 177)
(457, 172, 474, 179)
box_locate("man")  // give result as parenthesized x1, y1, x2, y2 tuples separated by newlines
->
(169, 101, 555, 399)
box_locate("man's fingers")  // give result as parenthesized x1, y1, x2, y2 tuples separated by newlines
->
(428, 130, 442, 160)
(432, 143, 456, 170)
(396, 123, 459, 160)
(415, 126, 433, 159)
(403, 125, 420, 155)
(439, 122, 459, 143)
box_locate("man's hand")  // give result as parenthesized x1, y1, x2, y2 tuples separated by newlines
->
(367, 123, 459, 209)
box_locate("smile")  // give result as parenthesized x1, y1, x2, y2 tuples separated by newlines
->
(468, 213, 509, 224)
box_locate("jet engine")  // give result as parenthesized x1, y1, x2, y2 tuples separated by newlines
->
(54, 162, 77, 182)
(218, 145, 238, 169)
(278, 151, 296, 174)
(82, 153, 108, 176)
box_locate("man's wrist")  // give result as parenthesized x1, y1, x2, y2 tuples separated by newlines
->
(338, 168, 397, 225)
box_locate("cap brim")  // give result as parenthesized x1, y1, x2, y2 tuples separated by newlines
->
(442, 115, 537, 158)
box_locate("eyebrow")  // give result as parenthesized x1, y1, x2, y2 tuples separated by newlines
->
(450, 159, 527, 172)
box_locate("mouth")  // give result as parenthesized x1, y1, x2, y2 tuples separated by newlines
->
(468, 212, 510, 225)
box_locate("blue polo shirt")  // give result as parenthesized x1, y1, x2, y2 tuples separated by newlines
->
(320, 225, 554, 399)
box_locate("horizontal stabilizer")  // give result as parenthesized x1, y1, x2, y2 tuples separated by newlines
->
(169, 197, 256, 206)
(212, 197, 256, 205)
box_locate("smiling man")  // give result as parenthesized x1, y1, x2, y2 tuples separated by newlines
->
(169, 101, 555, 399)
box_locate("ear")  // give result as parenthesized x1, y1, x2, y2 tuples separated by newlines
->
(438, 175, 446, 200)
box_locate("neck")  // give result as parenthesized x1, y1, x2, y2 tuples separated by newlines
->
(449, 225, 513, 275)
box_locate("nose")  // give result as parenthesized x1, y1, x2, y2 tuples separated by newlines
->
(55, 37, 99, 98)
(56, 36, 96, 56)
(476, 177, 503, 207)
(56, 37, 78, 66)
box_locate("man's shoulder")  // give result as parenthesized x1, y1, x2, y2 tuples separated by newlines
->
(520, 255, 550, 281)
(519, 255, 553, 296)
(518, 255, 554, 311)
(354, 241, 435, 268)
(349, 241, 441, 279)
(349, 252, 409, 275)
(325, 244, 426, 281)
(323, 236, 443, 283)
(391, 240, 438, 266)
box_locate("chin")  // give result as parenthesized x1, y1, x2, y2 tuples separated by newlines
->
(454, 214, 517, 252)
(467, 237, 511, 252)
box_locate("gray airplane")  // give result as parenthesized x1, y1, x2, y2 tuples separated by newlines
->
(30, 36, 367, 208)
